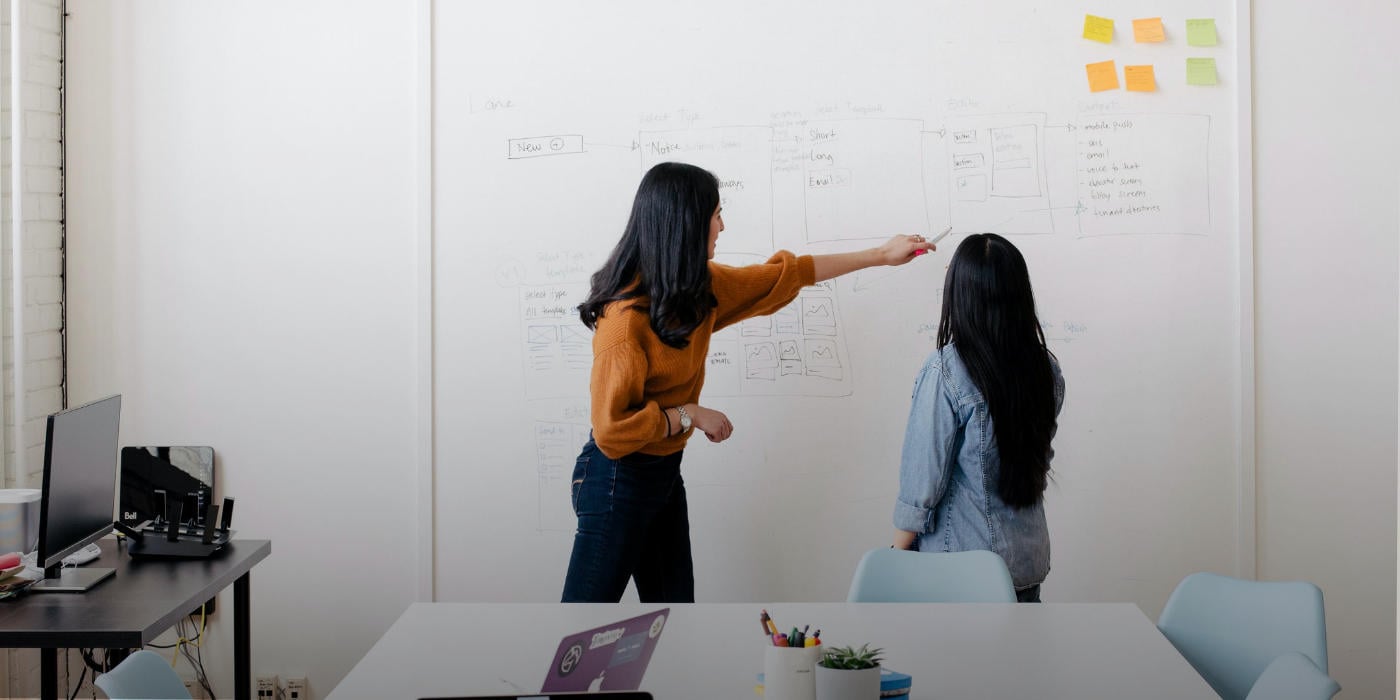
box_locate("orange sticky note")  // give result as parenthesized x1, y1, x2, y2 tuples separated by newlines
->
(1083, 15, 1114, 43)
(1133, 17, 1166, 42)
(1086, 60, 1120, 92)
(1125, 65, 1156, 92)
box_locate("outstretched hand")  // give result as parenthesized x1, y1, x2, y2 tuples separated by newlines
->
(877, 234, 936, 266)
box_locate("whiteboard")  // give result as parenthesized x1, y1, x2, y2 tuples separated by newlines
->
(430, 0, 1247, 608)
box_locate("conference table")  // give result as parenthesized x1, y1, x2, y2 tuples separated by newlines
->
(329, 602, 1215, 699)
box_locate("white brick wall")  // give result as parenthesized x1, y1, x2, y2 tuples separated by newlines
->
(0, 0, 65, 492)
(0, 1, 67, 695)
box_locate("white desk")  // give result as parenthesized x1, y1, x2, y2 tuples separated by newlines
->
(328, 603, 1214, 700)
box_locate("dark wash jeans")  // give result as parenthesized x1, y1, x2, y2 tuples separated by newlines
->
(561, 438, 695, 603)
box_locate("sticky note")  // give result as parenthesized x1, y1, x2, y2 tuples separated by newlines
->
(1083, 15, 1114, 43)
(1186, 57, 1218, 85)
(1133, 17, 1166, 43)
(1186, 18, 1218, 46)
(1086, 60, 1120, 92)
(1125, 65, 1156, 92)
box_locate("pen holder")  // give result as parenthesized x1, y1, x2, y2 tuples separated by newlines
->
(763, 645, 820, 700)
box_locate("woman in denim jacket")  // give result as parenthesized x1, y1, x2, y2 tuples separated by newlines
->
(892, 233, 1064, 602)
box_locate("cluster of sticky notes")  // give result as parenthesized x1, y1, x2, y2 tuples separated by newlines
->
(1082, 14, 1220, 91)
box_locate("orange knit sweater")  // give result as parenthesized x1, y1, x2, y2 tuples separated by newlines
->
(590, 251, 817, 459)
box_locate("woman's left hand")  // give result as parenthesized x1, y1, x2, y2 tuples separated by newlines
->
(876, 234, 936, 266)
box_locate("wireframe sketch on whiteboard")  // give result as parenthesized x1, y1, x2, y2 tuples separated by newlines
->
(535, 420, 590, 532)
(705, 285, 851, 396)
(1075, 114, 1211, 236)
(803, 118, 928, 243)
(522, 283, 590, 399)
(939, 113, 1054, 234)
(638, 126, 775, 254)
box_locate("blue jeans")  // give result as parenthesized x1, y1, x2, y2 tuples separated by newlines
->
(1016, 584, 1042, 603)
(561, 438, 695, 603)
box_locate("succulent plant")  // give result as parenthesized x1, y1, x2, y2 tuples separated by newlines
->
(817, 643, 884, 670)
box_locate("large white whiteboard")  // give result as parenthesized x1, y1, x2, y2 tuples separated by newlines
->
(430, 0, 1247, 609)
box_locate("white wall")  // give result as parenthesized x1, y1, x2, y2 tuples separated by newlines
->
(58, 1, 1398, 698)
(64, 1, 422, 695)
(1254, 2, 1399, 698)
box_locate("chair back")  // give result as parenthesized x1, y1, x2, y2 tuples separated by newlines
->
(846, 548, 1016, 602)
(1157, 572, 1328, 700)
(94, 649, 192, 700)
(1245, 652, 1340, 700)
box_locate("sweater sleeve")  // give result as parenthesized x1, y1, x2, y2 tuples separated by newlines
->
(711, 251, 817, 331)
(590, 341, 667, 459)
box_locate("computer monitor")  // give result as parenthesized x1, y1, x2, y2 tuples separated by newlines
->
(32, 394, 122, 593)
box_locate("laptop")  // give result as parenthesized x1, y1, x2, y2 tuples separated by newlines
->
(539, 609, 670, 693)
(422, 695, 652, 700)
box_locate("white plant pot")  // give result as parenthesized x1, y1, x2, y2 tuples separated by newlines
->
(814, 664, 881, 700)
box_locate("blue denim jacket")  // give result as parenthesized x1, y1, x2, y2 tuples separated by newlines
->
(893, 343, 1065, 591)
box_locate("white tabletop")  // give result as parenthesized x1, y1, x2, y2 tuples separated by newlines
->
(328, 602, 1215, 700)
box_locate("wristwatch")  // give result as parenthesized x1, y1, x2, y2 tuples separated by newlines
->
(675, 405, 693, 433)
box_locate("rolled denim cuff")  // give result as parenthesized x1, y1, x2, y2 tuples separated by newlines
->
(893, 499, 932, 532)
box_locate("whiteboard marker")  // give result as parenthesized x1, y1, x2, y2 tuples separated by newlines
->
(931, 226, 953, 244)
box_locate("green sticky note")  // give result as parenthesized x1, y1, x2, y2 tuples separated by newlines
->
(1186, 18, 1218, 46)
(1186, 58, 1218, 86)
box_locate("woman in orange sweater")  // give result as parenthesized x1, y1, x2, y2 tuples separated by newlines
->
(562, 162, 935, 603)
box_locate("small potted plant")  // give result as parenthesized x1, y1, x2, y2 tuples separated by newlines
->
(815, 643, 883, 700)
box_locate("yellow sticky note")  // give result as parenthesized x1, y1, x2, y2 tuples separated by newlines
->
(1186, 18, 1218, 46)
(1186, 57, 1218, 86)
(1086, 60, 1120, 92)
(1083, 15, 1114, 43)
(1125, 65, 1156, 92)
(1133, 17, 1166, 43)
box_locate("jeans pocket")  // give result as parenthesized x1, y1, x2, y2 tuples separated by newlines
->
(570, 456, 588, 515)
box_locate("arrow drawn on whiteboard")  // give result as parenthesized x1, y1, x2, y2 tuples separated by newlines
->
(852, 266, 906, 292)
(586, 139, 640, 151)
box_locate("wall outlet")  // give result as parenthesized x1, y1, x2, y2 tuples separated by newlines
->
(257, 675, 280, 700)
(182, 678, 206, 700)
(286, 676, 309, 700)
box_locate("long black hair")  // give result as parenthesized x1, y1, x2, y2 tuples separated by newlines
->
(937, 233, 1057, 509)
(578, 162, 719, 348)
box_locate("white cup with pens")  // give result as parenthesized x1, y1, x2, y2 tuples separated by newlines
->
(759, 610, 821, 700)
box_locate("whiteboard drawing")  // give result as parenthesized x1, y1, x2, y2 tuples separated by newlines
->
(521, 283, 591, 399)
(535, 420, 591, 532)
(941, 113, 1054, 234)
(508, 135, 585, 159)
(1075, 114, 1211, 236)
(704, 289, 852, 397)
(638, 126, 775, 254)
(802, 118, 929, 243)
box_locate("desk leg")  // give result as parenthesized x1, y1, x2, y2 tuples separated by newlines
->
(235, 571, 251, 700)
(40, 648, 56, 700)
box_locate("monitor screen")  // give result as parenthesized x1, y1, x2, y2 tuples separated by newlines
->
(37, 395, 122, 569)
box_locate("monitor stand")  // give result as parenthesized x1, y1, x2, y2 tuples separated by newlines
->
(30, 566, 115, 593)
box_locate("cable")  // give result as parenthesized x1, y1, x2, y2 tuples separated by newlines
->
(65, 665, 86, 700)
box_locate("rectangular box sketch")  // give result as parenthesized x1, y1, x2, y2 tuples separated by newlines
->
(521, 283, 591, 399)
(703, 290, 852, 397)
(639, 126, 775, 254)
(534, 421, 591, 532)
(741, 316, 772, 337)
(802, 118, 928, 244)
(1075, 113, 1211, 236)
(940, 113, 1054, 235)
(508, 134, 584, 159)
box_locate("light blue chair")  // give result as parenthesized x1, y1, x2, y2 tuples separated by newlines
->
(1245, 652, 1340, 700)
(93, 649, 191, 700)
(847, 548, 1016, 602)
(1157, 572, 1328, 700)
